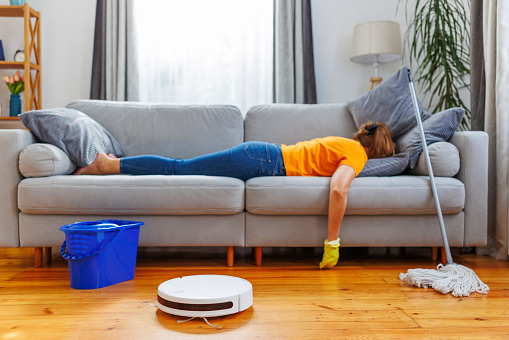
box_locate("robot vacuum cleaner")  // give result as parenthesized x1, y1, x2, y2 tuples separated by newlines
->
(156, 275, 253, 318)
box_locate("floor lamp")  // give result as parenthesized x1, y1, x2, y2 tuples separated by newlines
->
(350, 21, 403, 90)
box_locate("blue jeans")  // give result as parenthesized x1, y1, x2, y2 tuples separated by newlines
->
(119, 141, 286, 181)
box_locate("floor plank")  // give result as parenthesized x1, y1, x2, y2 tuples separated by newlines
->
(0, 246, 508, 339)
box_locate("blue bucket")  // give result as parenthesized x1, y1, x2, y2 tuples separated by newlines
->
(60, 219, 144, 290)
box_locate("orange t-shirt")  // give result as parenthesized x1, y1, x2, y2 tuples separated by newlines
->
(281, 137, 368, 177)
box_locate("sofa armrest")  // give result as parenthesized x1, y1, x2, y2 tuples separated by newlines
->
(0, 129, 35, 247)
(449, 131, 489, 246)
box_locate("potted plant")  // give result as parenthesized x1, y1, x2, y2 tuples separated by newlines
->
(400, 0, 471, 129)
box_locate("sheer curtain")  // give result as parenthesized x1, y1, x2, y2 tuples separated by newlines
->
(133, 0, 273, 113)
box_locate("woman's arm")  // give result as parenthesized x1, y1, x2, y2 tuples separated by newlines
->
(327, 164, 356, 241)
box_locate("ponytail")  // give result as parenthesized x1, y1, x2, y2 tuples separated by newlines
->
(354, 122, 395, 159)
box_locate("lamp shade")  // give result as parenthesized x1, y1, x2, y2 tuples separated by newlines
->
(351, 21, 402, 64)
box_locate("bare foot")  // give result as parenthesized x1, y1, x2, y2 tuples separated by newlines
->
(74, 152, 120, 175)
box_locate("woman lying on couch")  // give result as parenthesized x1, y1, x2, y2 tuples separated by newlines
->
(75, 122, 396, 269)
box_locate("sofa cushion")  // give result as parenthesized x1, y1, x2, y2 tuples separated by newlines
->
(245, 104, 358, 144)
(406, 142, 460, 177)
(18, 175, 245, 215)
(19, 143, 76, 177)
(346, 66, 431, 139)
(398, 107, 464, 168)
(66, 100, 244, 159)
(245, 176, 464, 215)
(19, 108, 126, 167)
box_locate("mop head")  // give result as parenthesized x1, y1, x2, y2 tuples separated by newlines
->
(399, 263, 489, 297)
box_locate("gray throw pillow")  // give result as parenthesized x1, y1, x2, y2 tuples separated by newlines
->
(357, 152, 410, 177)
(19, 108, 126, 167)
(398, 107, 464, 169)
(346, 66, 431, 139)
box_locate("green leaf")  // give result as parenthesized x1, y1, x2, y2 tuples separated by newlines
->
(399, 0, 471, 129)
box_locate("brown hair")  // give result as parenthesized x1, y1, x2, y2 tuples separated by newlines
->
(354, 122, 395, 159)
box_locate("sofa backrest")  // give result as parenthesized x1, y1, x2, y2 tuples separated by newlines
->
(244, 104, 358, 145)
(66, 100, 244, 158)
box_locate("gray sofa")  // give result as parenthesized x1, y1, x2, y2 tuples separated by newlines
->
(0, 100, 488, 267)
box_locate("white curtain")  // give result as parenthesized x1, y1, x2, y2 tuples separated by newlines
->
(478, 0, 509, 260)
(133, 0, 273, 114)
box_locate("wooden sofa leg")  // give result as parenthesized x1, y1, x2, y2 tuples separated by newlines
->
(35, 247, 42, 268)
(441, 247, 447, 264)
(227, 246, 234, 267)
(431, 247, 448, 263)
(432, 247, 438, 261)
(254, 247, 262, 266)
(44, 247, 52, 264)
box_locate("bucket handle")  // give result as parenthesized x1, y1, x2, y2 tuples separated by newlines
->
(60, 227, 125, 261)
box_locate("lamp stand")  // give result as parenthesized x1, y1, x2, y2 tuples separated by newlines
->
(369, 58, 382, 90)
(369, 77, 382, 90)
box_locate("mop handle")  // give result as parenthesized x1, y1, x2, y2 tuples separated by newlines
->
(406, 69, 454, 265)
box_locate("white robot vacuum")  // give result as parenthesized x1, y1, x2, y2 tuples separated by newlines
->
(156, 275, 253, 318)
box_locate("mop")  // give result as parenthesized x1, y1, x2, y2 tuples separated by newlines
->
(398, 69, 489, 297)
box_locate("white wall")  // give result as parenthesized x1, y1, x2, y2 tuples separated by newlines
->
(311, 0, 470, 111)
(30, 0, 96, 109)
(0, 0, 96, 111)
(0, 0, 468, 113)
(311, 0, 412, 103)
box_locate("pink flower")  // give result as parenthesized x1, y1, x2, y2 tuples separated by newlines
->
(3, 72, 26, 94)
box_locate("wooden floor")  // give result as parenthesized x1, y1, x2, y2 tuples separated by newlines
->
(1, 246, 508, 339)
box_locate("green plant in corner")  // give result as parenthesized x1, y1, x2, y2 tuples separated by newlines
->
(400, 0, 471, 129)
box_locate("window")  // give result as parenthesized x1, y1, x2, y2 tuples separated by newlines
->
(133, 0, 273, 114)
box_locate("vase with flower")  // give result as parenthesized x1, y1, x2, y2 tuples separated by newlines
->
(3, 71, 25, 117)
